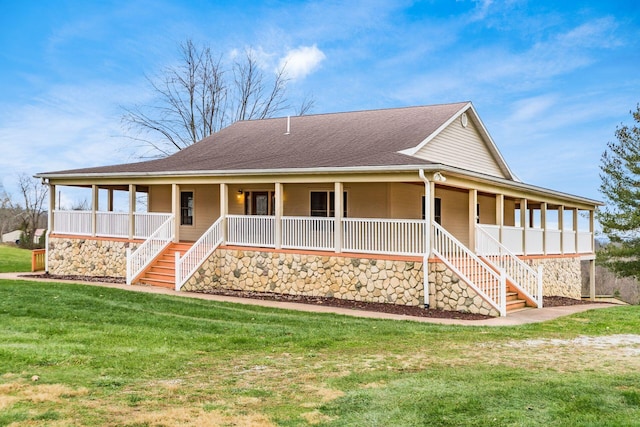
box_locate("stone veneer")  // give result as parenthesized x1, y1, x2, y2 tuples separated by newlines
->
(48, 236, 139, 278)
(523, 256, 582, 299)
(428, 261, 501, 317)
(182, 248, 425, 306)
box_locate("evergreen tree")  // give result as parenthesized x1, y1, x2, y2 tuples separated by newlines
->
(598, 104, 640, 277)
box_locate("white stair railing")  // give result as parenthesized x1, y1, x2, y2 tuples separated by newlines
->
(126, 215, 174, 285)
(476, 225, 543, 308)
(432, 222, 506, 316)
(175, 217, 224, 291)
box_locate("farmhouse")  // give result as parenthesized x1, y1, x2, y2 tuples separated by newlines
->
(37, 102, 601, 316)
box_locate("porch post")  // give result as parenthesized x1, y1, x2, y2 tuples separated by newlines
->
(172, 184, 180, 243)
(573, 208, 579, 254)
(128, 184, 136, 239)
(541, 202, 547, 255)
(589, 209, 595, 253)
(428, 181, 435, 255)
(48, 184, 56, 234)
(219, 183, 228, 245)
(91, 184, 98, 237)
(107, 189, 114, 212)
(334, 182, 343, 253)
(558, 205, 565, 254)
(520, 198, 528, 255)
(275, 182, 283, 249)
(496, 194, 504, 243)
(468, 189, 477, 251)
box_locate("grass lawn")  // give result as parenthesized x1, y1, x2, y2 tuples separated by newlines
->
(0, 245, 32, 273)
(0, 280, 639, 426)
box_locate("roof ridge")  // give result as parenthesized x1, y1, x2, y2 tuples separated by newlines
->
(235, 101, 471, 123)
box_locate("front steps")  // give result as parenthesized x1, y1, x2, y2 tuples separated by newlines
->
(136, 242, 193, 289)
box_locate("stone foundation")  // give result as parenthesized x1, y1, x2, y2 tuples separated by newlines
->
(182, 248, 425, 306)
(428, 261, 500, 316)
(48, 236, 139, 278)
(524, 256, 582, 299)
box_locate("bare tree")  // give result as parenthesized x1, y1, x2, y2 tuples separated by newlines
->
(0, 190, 20, 238)
(122, 40, 308, 157)
(16, 174, 48, 249)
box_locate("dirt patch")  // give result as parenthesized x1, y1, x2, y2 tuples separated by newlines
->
(23, 273, 599, 320)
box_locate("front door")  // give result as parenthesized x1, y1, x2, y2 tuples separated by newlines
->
(252, 192, 269, 215)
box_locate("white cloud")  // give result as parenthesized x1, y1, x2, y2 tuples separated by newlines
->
(279, 45, 326, 80)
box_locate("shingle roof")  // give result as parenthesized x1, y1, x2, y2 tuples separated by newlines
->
(41, 102, 470, 176)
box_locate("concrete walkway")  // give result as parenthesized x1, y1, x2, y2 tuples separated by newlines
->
(0, 272, 617, 326)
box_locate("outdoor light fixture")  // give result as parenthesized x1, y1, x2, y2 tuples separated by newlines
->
(433, 172, 447, 182)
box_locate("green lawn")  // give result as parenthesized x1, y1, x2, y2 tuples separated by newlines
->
(0, 280, 639, 426)
(0, 245, 32, 273)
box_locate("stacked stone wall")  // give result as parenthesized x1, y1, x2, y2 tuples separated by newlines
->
(524, 256, 582, 299)
(182, 248, 424, 306)
(427, 261, 500, 316)
(48, 237, 138, 278)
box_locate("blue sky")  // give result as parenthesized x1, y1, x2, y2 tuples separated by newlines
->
(0, 0, 638, 208)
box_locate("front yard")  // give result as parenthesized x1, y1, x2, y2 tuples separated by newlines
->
(0, 245, 31, 273)
(0, 280, 638, 426)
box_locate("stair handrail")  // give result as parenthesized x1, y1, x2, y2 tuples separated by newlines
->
(175, 217, 224, 291)
(476, 225, 542, 308)
(432, 221, 506, 316)
(126, 215, 174, 285)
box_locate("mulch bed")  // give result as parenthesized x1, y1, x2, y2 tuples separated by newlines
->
(24, 273, 599, 321)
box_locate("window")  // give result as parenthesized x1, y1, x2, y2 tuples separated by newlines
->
(310, 191, 347, 217)
(422, 197, 442, 224)
(180, 191, 193, 225)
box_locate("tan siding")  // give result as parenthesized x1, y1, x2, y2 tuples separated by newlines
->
(478, 194, 496, 225)
(179, 185, 220, 242)
(504, 199, 516, 226)
(414, 116, 506, 178)
(149, 185, 171, 213)
(435, 186, 469, 246)
(389, 183, 424, 219)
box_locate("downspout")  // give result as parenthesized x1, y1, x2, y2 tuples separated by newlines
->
(419, 169, 431, 309)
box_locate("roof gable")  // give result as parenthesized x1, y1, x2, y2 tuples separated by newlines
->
(399, 103, 516, 180)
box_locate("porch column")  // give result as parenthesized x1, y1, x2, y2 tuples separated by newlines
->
(91, 184, 98, 237)
(128, 184, 136, 239)
(172, 184, 180, 243)
(274, 182, 283, 249)
(334, 182, 343, 253)
(573, 208, 579, 254)
(558, 205, 565, 254)
(468, 189, 477, 251)
(520, 198, 528, 255)
(541, 202, 547, 255)
(107, 189, 114, 212)
(495, 194, 504, 242)
(48, 184, 56, 234)
(219, 183, 228, 245)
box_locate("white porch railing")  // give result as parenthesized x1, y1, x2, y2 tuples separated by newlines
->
(96, 212, 129, 237)
(226, 215, 275, 247)
(502, 226, 523, 254)
(282, 216, 335, 251)
(545, 230, 562, 254)
(175, 217, 223, 291)
(476, 225, 542, 308)
(578, 231, 593, 253)
(525, 228, 544, 255)
(126, 215, 174, 285)
(432, 222, 506, 316)
(135, 213, 173, 239)
(342, 218, 425, 256)
(563, 230, 576, 253)
(52, 210, 92, 235)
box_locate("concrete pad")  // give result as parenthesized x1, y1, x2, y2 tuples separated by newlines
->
(0, 272, 616, 326)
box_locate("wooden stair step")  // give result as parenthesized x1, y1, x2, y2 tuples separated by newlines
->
(506, 299, 527, 311)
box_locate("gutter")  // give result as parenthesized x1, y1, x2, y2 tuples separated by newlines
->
(419, 169, 431, 309)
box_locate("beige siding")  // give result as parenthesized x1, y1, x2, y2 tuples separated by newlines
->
(389, 182, 424, 219)
(149, 185, 171, 213)
(504, 199, 516, 226)
(179, 184, 220, 242)
(435, 186, 469, 246)
(478, 193, 496, 225)
(413, 116, 507, 178)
